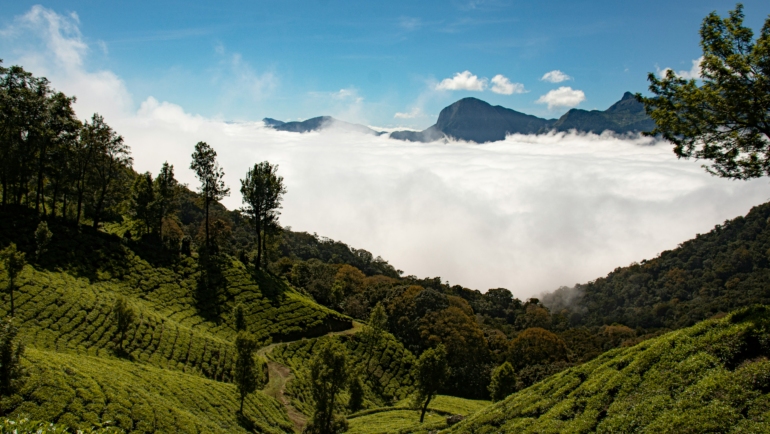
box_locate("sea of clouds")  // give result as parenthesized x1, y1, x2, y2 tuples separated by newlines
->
(3, 6, 769, 298)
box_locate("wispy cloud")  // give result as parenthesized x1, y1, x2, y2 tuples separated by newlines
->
(399, 16, 423, 31)
(540, 70, 572, 83)
(536, 86, 585, 109)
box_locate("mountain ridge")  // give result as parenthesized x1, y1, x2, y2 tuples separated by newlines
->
(265, 92, 655, 143)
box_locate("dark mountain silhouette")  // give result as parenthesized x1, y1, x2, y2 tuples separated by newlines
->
(263, 116, 384, 135)
(550, 92, 656, 134)
(389, 92, 655, 143)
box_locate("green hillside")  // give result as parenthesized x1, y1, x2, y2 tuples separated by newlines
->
(446, 305, 770, 433)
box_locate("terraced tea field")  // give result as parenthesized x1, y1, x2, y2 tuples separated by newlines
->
(270, 331, 417, 414)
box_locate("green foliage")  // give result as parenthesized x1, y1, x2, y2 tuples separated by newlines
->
(130, 172, 155, 235)
(508, 327, 568, 370)
(234, 331, 266, 413)
(638, 4, 770, 180)
(111, 296, 134, 353)
(305, 339, 349, 434)
(413, 344, 449, 423)
(190, 141, 229, 250)
(488, 362, 516, 402)
(1, 347, 293, 433)
(556, 201, 770, 331)
(0, 318, 24, 396)
(448, 305, 770, 433)
(33, 222, 51, 261)
(240, 161, 286, 270)
(348, 374, 365, 412)
(233, 303, 246, 331)
(270, 332, 416, 413)
(0, 417, 119, 433)
(0, 243, 25, 317)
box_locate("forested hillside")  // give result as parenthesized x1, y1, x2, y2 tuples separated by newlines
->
(543, 201, 770, 330)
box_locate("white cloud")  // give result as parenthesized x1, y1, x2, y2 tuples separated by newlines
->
(4, 6, 769, 300)
(490, 74, 526, 95)
(220, 52, 277, 101)
(540, 70, 572, 83)
(536, 86, 585, 109)
(435, 70, 487, 91)
(657, 56, 703, 80)
(394, 107, 423, 119)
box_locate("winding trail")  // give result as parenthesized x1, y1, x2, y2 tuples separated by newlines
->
(259, 322, 363, 433)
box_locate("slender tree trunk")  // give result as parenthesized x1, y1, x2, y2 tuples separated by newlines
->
(9, 281, 14, 317)
(420, 395, 432, 423)
(255, 213, 261, 271)
(205, 192, 210, 251)
(240, 394, 244, 414)
(35, 141, 46, 214)
(51, 182, 58, 219)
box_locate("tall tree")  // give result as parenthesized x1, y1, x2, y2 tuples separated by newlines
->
(0, 317, 24, 396)
(234, 331, 268, 414)
(0, 244, 25, 317)
(190, 142, 229, 251)
(130, 172, 155, 236)
(83, 114, 132, 229)
(306, 339, 349, 434)
(34, 221, 52, 261)
(413, 343, 449, 423)
(240, 161, 286, 270)
(154, 162, 179, 238)
(637, 4, 770, 180)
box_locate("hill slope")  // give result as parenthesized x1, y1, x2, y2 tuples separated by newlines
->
(447, 305, 770, 433)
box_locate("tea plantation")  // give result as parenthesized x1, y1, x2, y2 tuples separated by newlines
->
(0, 210, 356, 432)
(447, 305, 770, 433)
(1, 347, 293, 433)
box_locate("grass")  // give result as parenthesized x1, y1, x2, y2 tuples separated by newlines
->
(347, 410, 445, 434)
(446, 305, 770, 433)
(0, 347, 294, 433)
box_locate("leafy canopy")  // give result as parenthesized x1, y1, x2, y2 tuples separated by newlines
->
(638, 4, 770, 179)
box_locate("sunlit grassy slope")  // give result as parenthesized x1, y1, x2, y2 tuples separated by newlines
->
(1, 348, 293, 433)
(0, 209, 354, 431)
(447, 305, 770, 433)
(345, 395, 490, 434)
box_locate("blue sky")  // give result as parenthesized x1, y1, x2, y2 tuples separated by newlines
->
(2, 0, 769, 129)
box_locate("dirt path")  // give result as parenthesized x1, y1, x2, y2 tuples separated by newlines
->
(260, 321, 363, 433)
(263, 360, 307, 432)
